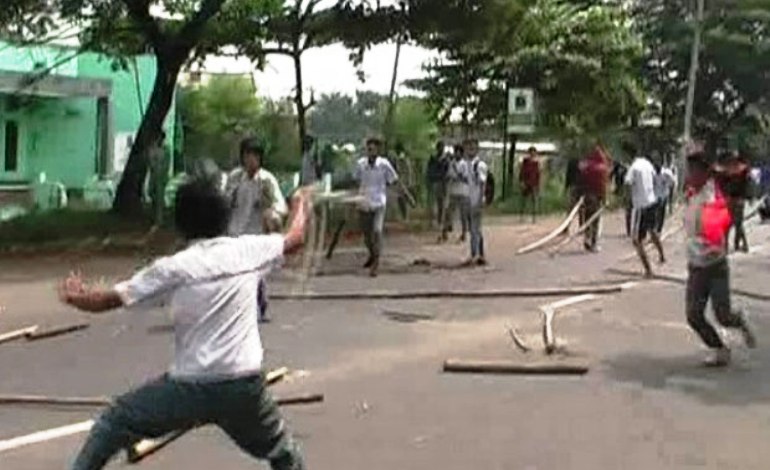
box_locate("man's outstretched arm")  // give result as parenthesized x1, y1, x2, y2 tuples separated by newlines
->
(283, 188, 312, 255)
(59, 273, 124, 313)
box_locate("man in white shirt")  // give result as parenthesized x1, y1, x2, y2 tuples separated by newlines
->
(60, 180, 310, 470)
(353, 137, 399, 277)
(624, 143, 666, 277)
(226, 138, 289, 322)
(466, 138, 488, 265)
(653, 154, 677, 234)
(441, 145, 470, 242)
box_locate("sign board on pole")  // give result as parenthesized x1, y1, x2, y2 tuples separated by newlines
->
(507, 88, 536, 134)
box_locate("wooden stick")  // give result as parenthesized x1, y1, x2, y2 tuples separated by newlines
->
(266, 367, 290, 385)
(126, 393, 324, 464)
(517, 197, 585, 255)
(607, 267, 770, 302)
(550, 205, 606, 255)
(26, 323, 89, 341)
(443, 359, 589, 375)
(541, 308, 556, 354)
(272, 284, 624, 301)
(0, 326, 38, 346)
(382, 310, 436, 322)
(506, 325, 531, 353)
(0, 395, 110, 407)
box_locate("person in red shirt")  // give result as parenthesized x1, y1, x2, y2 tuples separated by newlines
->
(578, 144, 610, 252)
(714, 151, 751, 252)
(519, 147, 541, 223)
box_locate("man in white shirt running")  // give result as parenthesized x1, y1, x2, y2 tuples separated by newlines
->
(353, 137, 400, 277)
(60, 180, 310, 470)
(624, 142, 666, 277)
(466, 138, 488, 265)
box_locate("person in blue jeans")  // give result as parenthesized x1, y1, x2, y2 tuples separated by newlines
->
(465, 138, 488, 266)
(59, 180, 310, 470)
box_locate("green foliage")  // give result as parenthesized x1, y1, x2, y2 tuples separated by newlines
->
(257, 100, 301, 173)
(392, 98, 438, 161)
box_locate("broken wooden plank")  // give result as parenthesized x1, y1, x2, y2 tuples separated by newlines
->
(443, 359, 589, 375)
(0, 326, 38, 346)
(26, 323, 89, 342)
(517, 197, 584, 255)
(126, 393, 325, 464)
(550, 205, 606, 255)
(272, 284, 626, 301)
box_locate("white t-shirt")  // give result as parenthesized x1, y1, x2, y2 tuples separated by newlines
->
(115, 235, 284, 381)
(226, 168, 287, 235)
(468, 157, 488, 208)
(625, 157, 657, 209)
(448, 159, 470, 197)
(353, 156, 398, 210)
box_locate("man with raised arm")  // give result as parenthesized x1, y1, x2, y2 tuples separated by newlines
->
(60, 180, 310, 470)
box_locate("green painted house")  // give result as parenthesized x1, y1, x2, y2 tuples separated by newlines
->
(0, 40, 175, 205)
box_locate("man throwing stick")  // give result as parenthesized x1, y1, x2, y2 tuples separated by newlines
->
(578, 143, 610, 252)
(60, 180, 310, 470)
(683, 150, 756, 366)
(624, 143, 666, 277)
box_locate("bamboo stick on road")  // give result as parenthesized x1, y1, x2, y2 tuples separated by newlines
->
(443, 359, 589, 375)
(517, 197, 585, 255)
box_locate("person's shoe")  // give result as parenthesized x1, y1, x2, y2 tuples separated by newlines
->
(476, 258, 488, 266)
(739, 312, 758, 349)
(458, 235, 466, 243)
(258, 314, 272, 324)
(703, 348, 731, 367)
(643, 270, 654, 279)
(369, 258, 380, 277)
(588, 245, 601, 253)
(363, 257, 374, 268)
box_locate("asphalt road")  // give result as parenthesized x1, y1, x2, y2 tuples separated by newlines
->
(1, 212, 769, 469)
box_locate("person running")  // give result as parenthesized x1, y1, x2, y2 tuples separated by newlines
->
(624, 143, 666, 277)
(60, 180, 310, 470)
(227, 138, 288, 323)
(354, 138, 400, 277)
(466, 138, 488, 265)
(683, 150, 756, 367)
(519, 146, 541, 223)
(578, 145, 610, 252)
(426, 141, 449, 228)
(441, 145, 470, 242)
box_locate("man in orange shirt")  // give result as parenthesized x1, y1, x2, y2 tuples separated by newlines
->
(519, 147, 541, 223)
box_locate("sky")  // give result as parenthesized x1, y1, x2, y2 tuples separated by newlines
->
(203, 42, 436, 100)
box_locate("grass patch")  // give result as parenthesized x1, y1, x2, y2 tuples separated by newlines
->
(0, 209, 152, 247)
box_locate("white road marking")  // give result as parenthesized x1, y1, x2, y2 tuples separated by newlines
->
(0, 420, 94, 454)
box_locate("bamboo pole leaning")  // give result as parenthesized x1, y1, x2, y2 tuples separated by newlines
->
(517, 197, 585, 255)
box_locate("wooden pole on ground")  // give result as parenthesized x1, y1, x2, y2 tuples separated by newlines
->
(0, 326, 38, 346)
(271, 283, 625, 301)
(549, 205, 606, 255)
(26, 323, 89, 341)
(443, 359, 589, 375)
(516, 197, 585, 255)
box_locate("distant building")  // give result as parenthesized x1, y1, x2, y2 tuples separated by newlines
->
(0, 40, 176, 204)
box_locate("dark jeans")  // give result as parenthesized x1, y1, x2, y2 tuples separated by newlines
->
(729, 198, 748, 251)
(427, 182, 447, 227)
(583, 195, 603, 249)
(686, 260, 745, 349)
(359, 207, 385, 262)
(258, 279, 269, 320)
(443, 195, 470, 237)
(469, 206, 485, 259)
(72, 374, 303, 470)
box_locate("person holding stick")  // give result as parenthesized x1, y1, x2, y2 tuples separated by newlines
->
(578, 144, 610, 252)
(354, 137, 401, 277)
(59, 180, 311, 470)
(682, 150, 756, 366)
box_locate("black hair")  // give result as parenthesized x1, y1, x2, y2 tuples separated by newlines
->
(239, 137, 265, 164)
(621, 141, 637, 157)
(366, 137, 383, 148)
(527, 146, 537, 153)
(174, 180, 230, 241)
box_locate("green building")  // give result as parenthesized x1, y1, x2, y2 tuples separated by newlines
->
(0, 40, 175, 205)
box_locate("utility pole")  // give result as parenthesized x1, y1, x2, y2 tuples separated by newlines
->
(682, 0, 705, 156)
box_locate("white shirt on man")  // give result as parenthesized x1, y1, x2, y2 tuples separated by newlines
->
(115, 234, 285, 381)
(353, 156, 398, 210)
(625, 157, 657, 209)
(226, 168, 287, 235)
(654, 166, 676, 201)
(448, 158, 470, 197)
(468, 156, 488, 208)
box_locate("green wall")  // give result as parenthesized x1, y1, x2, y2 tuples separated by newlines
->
(0, 41, 176, 189)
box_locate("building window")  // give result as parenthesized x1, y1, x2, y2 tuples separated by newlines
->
(4, 121, 19, 172)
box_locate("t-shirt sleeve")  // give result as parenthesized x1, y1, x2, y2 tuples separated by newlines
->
(624, 166, 635, 186)
(114, 258, 184, 308)
(238, 234, 286, 276)
(478, 162, 489, 184)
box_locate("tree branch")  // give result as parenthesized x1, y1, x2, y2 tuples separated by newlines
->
(122, 0, 164, 47)
(177, 0, 227, 51)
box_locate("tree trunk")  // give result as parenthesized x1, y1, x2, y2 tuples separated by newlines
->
(292, 44, 307, 151)
(113, 55, 183, 216)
